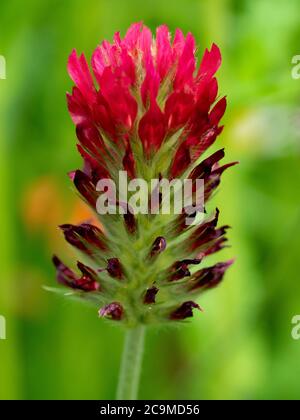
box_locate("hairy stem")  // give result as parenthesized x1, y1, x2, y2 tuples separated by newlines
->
(116, 326, 145, 400)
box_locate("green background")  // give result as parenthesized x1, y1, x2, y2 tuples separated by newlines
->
(1, 0, 300, 400)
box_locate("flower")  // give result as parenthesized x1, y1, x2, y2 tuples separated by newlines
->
(52, 23, 236, 327)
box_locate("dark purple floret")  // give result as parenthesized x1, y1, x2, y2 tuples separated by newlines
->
(170, 301, 202, 320)
(150, 236, 167, 257)
(52, 256, 100, 292)
(144, 286, 159, 304)
(99, 302, 124, 320)
(170, 259, 202, 281)
(107, 258, 124, 279)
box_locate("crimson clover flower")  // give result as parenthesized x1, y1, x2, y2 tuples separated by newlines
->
(52, 23, 236, 327)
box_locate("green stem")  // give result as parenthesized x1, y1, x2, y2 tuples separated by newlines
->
(116, 326, 145, 400)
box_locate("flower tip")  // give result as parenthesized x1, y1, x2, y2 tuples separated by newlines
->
(68, 170, 76, 181)
(157, 23, 169, 33)
(58, 224, 69, 231)
(68, 48, 77, 61)
(226, 258, 236, 268)
(67, 49, 78, 73)
(214, 207, 220, 221)
(211, 43, 222, 62)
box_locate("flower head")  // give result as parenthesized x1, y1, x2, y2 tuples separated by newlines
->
(52, 23, 236, 327)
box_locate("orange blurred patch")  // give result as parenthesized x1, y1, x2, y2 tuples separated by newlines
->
(22, 176, 64, 232)
(22, 175, 103, 248)
(69, 199, 102, 229)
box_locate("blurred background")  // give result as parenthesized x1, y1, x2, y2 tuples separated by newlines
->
(0, 0, 300, 400)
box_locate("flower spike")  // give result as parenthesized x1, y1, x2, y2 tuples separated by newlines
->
(52, 23, 236, 328)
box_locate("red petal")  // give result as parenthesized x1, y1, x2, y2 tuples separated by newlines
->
(209, 96, 227, 125)
(171, 144, 191, 178)
(173, 29, 186, 60)
(99, 67, 137, 130)
(198, 43, 222, 79)
(66, 87, 91, 125)
(141, 57, 160, 105)
(174, 33, 196, 90)
(123, 140, 136, 179)
(138, 99, 166, 155)
(76, 123, 105, 159)
(67, 50, 96, 103)
(190, 126, 224, 162)
(165, 91, 195, 130)
(156, 25, 173, 80)
(123, 22, 143, 51)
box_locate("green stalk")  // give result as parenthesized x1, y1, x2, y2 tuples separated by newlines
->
(116, 326, 145, 400)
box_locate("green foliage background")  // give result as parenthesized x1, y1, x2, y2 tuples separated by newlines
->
(0, 0, 300, 400)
